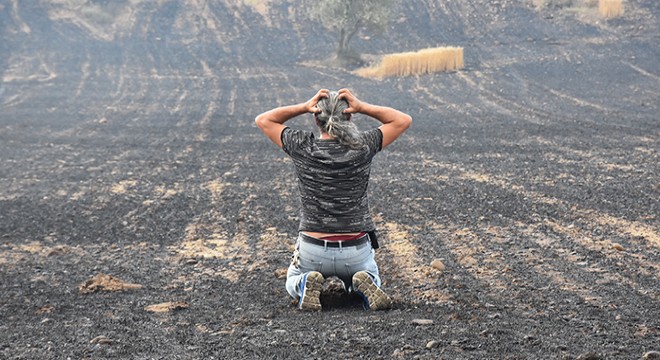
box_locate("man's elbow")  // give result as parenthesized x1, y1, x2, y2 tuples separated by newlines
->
(401, 114, 412, 130)
(255, 114, 266, 129)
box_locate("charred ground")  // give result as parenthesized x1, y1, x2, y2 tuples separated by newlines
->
(0, 0, 658, 359)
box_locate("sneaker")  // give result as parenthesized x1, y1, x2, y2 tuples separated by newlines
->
(298, 271, 323, 311)
(352, 271, 392, 310)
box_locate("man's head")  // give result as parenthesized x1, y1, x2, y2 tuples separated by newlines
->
(315, 91, 350, 125)
(314, 91, 364, 149)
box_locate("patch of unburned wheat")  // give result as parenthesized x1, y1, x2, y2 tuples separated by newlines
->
(599, 0, 623, 18)
(355, 47, 464, 79)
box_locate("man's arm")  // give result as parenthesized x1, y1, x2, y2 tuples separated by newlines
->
(338, 89, 412, 149)
(255, 89, 329, 148)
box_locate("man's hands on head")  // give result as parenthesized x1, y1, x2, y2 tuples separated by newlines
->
(306, 88, 363, 115)
(305, 89, 330, 114)
(337, 88, 412, 150)
(256, 89, 328, 148)
(338, 88, 363, 114)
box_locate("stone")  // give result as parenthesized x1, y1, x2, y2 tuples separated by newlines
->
(322, 276, 347, 294)
(90, 335, 113, 345)
(274, 268, 288, 279)
(643, 351, 660, 360)
(144, 301, 189, 313)
(411, 319, 434, 325)
(576, 352, 601, 360)
(430, 259, 446, 271)
(426, 340, 439, 349)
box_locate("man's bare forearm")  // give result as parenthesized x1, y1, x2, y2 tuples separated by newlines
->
(358, 102, 412, 126)
(255, 103, 308, 125)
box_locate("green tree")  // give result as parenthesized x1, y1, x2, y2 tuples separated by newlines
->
(307, 0, 399, 65)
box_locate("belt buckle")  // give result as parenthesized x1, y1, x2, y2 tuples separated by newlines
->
(322, 239, 343, 250)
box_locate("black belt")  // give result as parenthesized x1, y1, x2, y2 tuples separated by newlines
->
(300, 233, 370, 248)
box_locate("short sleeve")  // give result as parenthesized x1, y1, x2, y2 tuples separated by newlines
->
(281, 127, 312, 156)
(361, 128, 383, 154)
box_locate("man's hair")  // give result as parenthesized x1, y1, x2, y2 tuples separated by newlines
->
(314, 91, 365, 150)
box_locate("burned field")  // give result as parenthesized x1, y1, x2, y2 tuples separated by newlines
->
(0, 1, 658, 359)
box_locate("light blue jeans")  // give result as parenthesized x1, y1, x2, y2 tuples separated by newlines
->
(285, 232, 381, 299)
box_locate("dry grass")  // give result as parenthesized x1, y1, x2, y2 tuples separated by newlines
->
(355, 47, 464, 79)
(599, 0, 623, 18)
(79, 273, 142, 294)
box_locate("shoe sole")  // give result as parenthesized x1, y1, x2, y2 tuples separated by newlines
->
(353, 271, 392, 310)
(299, 271, 323, 311)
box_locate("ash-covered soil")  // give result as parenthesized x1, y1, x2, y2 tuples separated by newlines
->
(0, 1, 658, 359)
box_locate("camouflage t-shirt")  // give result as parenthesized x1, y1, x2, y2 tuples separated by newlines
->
(281, 127, 383, 233)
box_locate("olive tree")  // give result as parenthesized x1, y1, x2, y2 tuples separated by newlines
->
(307, 0, 400, 64)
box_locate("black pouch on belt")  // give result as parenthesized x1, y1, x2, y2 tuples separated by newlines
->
(368, 231, 379, 249)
